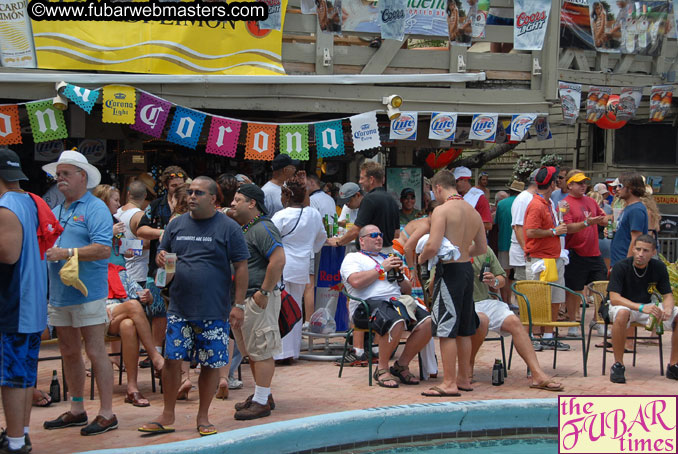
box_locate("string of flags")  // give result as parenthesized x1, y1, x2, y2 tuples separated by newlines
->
(0, 83, 554, 156)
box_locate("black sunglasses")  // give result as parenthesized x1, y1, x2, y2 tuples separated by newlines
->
(361, 232, 383, 239)
(186, 189, 206, 196)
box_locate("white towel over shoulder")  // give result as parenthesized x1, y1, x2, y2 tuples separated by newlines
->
(415, 234, 461, 270)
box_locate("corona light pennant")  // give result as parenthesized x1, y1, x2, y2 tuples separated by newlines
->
(350, 112, 380, 152)
(389, 112, 417, 141)
(469, 113, 498, 142)
(30, 0, 287, 75)
(102, 86, 136, 124)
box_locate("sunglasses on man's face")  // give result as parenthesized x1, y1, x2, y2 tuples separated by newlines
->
(186, 189, 207, 197)
(557, 176, 565, 180)
(361, 232, 383, 239)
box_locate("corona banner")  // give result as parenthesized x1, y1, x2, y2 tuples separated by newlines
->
(28, 0, 287, 75)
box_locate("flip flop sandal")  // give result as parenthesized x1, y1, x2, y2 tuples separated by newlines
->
(421, 386, 461, 397)
(33, 390, 52, 407)
(197, 424, 217, 436)
(138, 422, 175, 435)
(529, 379, 564, 392)
(215, 384, 229, 400)
(457, 386, 473, 392)
(389, 362, 419, 385)
(373, 368, 399, 388)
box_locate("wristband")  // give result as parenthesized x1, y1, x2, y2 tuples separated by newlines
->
(493, 278, 499, 288)
(584, 219, 589, 227)
(551, 228, 557, 236)
(235, 304, 246, 311)
(638, 304, 644, 313)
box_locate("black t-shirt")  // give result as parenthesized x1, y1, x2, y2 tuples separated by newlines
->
(138, 195, 172, 277)
(607, 257, 672, 304)
(354, 187, 400, 247)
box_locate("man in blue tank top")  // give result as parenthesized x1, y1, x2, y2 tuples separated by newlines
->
(0, 148, 48, 453)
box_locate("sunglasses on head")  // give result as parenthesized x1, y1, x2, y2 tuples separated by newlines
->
(169, 172, 185, 179)
(186, 189, 206, 196)
(361, 232, 383, 239)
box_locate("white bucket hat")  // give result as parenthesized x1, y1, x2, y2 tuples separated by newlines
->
(42, 149, 101, 189)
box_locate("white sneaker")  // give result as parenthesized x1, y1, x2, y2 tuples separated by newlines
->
(228, 377, 243, 389)
(567, 327, 581, 337)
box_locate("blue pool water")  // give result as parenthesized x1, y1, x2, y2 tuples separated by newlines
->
(81, 399, 558, 454)
(365, 436, 558, 454)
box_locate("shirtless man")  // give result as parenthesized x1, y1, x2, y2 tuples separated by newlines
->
(419, 169, 487, 397)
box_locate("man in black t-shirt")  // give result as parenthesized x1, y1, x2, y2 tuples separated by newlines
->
(327, 161, 399, 252)
(607, 234, 678, 383)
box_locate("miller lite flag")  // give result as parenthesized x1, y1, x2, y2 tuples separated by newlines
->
(468, 114, 498, 142)
(389, 112, 418, 141)
(428, 112, 457, 141)
(514, 0, 551, 51)
(509, 114, 537, 142)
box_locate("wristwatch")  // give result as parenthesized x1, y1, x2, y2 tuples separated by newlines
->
(493, 278, 499, 288)
(234, 304, 246, 310)
(259, 289, 271, 297)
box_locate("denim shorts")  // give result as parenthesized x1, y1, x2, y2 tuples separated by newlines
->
(164, 314, 229, 368)
(0, 332, 41, 388)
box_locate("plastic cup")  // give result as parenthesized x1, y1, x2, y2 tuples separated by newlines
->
(165, 253, 177, 273)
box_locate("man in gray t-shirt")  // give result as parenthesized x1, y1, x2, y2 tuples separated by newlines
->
(229, 184, 286, 421)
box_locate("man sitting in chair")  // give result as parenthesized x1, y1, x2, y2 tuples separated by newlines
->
(340, 224, 432, 388)
(469, 247, 563, 391)
(608, 234, 678, 383)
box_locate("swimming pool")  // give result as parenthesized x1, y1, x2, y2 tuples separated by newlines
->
(79, 398, 558, 454)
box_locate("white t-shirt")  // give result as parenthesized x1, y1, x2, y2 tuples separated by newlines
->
(262, 181, 283, 216)
(339, 204, 359, 224)
(340, 252, 403, 318)
(272, 207, 327, 284)
(116, 207, 150, 282)
(309, 190, 337, 220)
(509, 190, 534, 267)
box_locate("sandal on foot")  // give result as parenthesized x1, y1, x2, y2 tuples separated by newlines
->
(197, 424, 217, 436)
(177, 379, 192, 401)
(389, 361, 419, 385)
(125, 391, 150, 407)
(457, 386, 473, 392)
(529, 379, 564, 392)
(421, 386, 461, 397)
(215, 383, 229, 400)
(138, 422, 175, 434)
(373, 368, 399, 388)
(33, 390, 52, 407)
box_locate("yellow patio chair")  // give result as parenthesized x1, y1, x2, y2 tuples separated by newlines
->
(511, 280, 588, 376)
(587, 281, 664, 376)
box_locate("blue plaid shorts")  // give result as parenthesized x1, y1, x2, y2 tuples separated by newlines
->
(164, 314, 229, 368)
(0, 332, 41, 388)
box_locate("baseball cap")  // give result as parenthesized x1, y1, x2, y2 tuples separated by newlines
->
(237, 183, 268, 215)
(400, 187, 415, 198)
(453, 166, 472, 180)
(0, 148, 28, 182)
(567, 172, 589, 184)
(338, 182, 360, 203)
(609, 178, 621, 187)
(593, 183, 609, 195)
(272, 154, 300, 171)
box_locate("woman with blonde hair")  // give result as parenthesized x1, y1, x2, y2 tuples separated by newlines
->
(93, 184, 125, 266)
(641, 184, 661, 250)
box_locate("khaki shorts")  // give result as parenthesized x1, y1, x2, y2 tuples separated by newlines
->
(233, 290, 282, 362)
(48, 298, 108, 328)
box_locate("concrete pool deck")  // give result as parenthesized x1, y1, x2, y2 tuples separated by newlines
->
(22, 333, 675, 453)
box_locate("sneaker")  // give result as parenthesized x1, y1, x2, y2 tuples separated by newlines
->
(80, 415, 118, 436)
(334, 350, 367, 367)
(234, 401, 271, 421)
(532, 341, 544, 352)
(667, 363, 678, 380)
(540, 339, 571, 351)
(227, 377, 243, 390)
(0, 444, 30, 454)
(43, 411, 88, 430)
(1, 430, 31, 453)
(610, 362, 626, 384)
(138, 357, 151, 369)
(234, 394, 275, 411)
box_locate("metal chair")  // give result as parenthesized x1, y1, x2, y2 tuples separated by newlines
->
(587, 281, 664, 376)
(510, 280, 588, 376)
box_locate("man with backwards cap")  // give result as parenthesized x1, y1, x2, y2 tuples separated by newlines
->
(41, 149, 117, 436)
(453, 166, 492, 231)
(561, 170, 609, 336)
(0, 148, 52, 453)
(229, 184, 286, 421)
(262, 154, 299, 217)
(336, 182, 363, 254)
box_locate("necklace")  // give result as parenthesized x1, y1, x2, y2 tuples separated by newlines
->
(447, 194, 463, 201)
(633, 264, 648, 278)
(242, 214, 263, 233)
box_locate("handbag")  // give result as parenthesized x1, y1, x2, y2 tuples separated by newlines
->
(278, 207, 304, 337)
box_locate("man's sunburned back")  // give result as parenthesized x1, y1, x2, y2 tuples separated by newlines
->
(438, 199, 484, 262)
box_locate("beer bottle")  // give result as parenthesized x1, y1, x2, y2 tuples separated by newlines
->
(386, 253, 398, 282)
(479, 254, 491, 282)
(333, 213, 338, 237)
(49, 370, 61, 403)
(492, 359, 504, 386)
(606, 220, 615, 240)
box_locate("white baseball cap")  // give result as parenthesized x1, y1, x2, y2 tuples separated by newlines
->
(453, 166, 472, 180)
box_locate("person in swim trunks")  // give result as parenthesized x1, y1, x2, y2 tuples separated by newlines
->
(419, 169, 487, 397)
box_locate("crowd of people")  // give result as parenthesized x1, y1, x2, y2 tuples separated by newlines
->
(1, 145, 677, 453)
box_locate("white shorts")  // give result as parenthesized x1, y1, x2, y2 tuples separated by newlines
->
(609, 305, 678, 331)
(525, 257, 565, 304)
(475, 299, 514, 336)
(48, 298, 109, 328)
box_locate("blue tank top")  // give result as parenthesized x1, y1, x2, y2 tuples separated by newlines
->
(0, 192, 47, 333)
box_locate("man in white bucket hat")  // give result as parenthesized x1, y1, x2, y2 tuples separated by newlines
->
(41, 149, 118, 436)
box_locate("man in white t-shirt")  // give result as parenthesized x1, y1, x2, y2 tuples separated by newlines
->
(509, 169, 538, 281)
(262, 154, 299, 217)
(336, 182, 363, 253)
(340, 225, 432, 388)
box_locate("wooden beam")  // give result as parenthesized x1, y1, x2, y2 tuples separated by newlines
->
(614, 54, 635, 73)
(540, 0, 561, 100)
(573, 50, 590, 71)
(558, 49, 575, 69)
(361, 38, 408, 75)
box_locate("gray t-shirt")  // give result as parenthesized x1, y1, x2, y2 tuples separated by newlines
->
(159, 212, 250, 321)
(244, 218, 283, 297)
